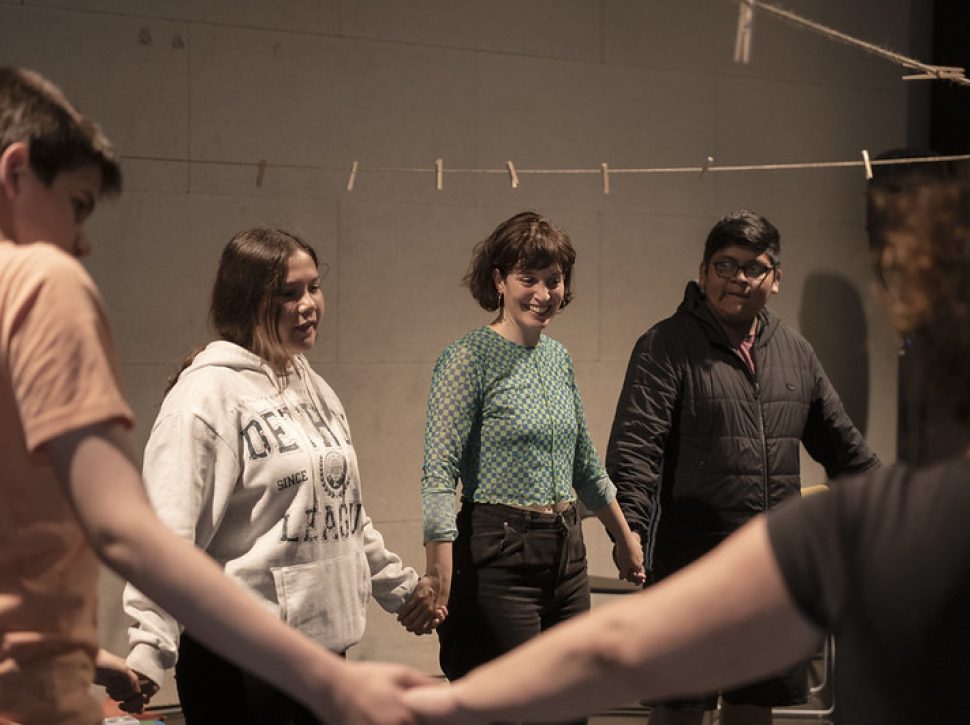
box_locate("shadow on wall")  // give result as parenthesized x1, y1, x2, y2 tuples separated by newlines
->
(798, 273, 869, 437)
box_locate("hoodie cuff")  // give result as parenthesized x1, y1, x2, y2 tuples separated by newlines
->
(126, 642, 169, 690)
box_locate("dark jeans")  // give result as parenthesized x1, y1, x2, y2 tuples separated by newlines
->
(438, 500, 590, 723)
(176, 633, 322, 725)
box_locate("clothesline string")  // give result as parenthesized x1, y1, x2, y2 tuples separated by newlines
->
(733, 0, 970, 85)
(121, 153, 970, 176)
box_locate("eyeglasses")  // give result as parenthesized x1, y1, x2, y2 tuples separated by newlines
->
(711, 259, 776, 281)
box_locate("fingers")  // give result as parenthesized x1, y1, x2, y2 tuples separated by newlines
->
(117, 674, 158, 714)
(389, 665, 441, 689)
(118, 694, 148, 714)
(398, 575, 449, 635)
(398, 605, 439, 634)
(625, 567, 647, 585)
(403, 683, 461, 724)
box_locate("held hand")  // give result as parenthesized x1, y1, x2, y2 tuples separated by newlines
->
(404, 682, 475, 725)
(397, 575, 448, 635)
(118, 672, 160, 714)
(612, 532, 647, 585)
(94, 649, 158, 714)
(329, 661, 438, 725)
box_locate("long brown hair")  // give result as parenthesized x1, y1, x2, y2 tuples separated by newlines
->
(167, 228, 321, 393)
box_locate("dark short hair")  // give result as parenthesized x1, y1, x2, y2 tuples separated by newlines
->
(0, 66, 121, 195)
(465, 211, 576, 311)
(211, 227, 322, 372)
(703, 210, 780, 266)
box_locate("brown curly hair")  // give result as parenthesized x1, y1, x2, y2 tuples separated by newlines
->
(867, 158, 970, 419)
(464, 211, 576, 312)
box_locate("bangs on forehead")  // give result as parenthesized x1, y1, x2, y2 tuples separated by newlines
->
(509, 234, 569, 272)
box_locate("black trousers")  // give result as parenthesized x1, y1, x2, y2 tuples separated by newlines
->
(438, 500, 590, 678)
(176, 633, 321, 725)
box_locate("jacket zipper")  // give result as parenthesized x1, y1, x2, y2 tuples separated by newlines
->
(753, 378, 769, 512)
(749, 344, 770, 513)
(718, 332, 770, 513)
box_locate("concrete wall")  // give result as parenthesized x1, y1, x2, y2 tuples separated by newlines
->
(2, 0, 917, 706)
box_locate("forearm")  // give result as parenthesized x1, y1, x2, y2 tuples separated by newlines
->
(47, 424, 350, 719)
(423, 540, 453, 593)
(361, 511, 419, 612)
(592, 498, 635, 541)
(443, 518, 822, 723)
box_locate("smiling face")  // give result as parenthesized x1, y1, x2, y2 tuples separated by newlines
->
(276, 250, 324, 355)
(492, 263, 565, 345)
(698, 244, 780, 335)
(1, 143, 101, 257)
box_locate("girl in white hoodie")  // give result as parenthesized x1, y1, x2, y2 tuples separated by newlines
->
(124, 228, 440, 724)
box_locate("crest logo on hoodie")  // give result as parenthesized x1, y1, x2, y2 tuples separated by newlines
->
(320, 450, 348, 496)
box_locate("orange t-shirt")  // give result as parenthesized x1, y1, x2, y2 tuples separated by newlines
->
(0, 241, 133, 725)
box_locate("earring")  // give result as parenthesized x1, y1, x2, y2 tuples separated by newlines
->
(498, 292, 504, 309)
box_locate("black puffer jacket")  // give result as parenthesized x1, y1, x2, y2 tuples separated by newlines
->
(606, 281, 878, 577)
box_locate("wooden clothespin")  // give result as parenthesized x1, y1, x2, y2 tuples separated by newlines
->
(600, 162, 610, 195)
(506, 160, 520, 189)
(734, 0, 755, 64)
(902, 65, 966, 82)
(435, 158, 444, 191)
(256, 159, 267, 188)
(861, 149, 873, 181)
(701, 155, 714, 177)
(346, 161, 359, 192)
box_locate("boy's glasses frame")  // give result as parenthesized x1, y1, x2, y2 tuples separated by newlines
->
(711, 259, 776, 281)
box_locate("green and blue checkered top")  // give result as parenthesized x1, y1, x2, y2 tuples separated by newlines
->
(421, 326, 616, 542)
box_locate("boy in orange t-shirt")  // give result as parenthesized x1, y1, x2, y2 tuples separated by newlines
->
(0, 66, 429, 724)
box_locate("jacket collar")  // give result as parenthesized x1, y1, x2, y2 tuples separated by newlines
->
(677, 280, 779, 348)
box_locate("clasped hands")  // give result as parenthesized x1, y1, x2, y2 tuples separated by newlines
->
(397, 573, 448, 635)
(613, 530, 648, 585)
(94, 648, 158, 714)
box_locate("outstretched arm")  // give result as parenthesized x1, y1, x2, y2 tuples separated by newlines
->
(46, 421, 429, 725)
(405, 517, 822, 724)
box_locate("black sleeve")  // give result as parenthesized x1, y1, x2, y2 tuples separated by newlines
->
(606, 326, 681, 569)
(801, 352, 879, 479)
(770, 460, 970, 633)
(766, 490, 845, 630)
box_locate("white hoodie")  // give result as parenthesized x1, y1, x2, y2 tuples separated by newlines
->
(124, 341, 417, 687)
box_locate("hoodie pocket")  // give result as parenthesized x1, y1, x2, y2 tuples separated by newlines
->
(272, 551, 371, 653)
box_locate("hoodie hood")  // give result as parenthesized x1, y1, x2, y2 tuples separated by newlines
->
(181, 339, 276, 379)
(178, 340, 327, 400)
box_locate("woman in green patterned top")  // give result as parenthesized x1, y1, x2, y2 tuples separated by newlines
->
(416, 211, 645, 688)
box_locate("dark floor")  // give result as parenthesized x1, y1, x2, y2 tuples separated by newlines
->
(137, 705, 832, 724)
